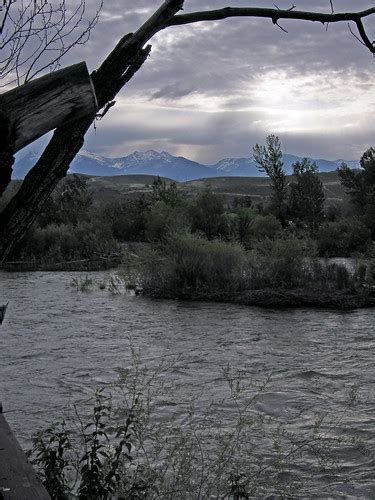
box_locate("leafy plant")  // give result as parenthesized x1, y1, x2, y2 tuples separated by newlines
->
(31, 350, 367, 499)
(31, 420, 72, 499)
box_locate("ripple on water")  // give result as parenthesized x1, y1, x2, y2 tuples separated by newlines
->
(1, 271, 375, 496)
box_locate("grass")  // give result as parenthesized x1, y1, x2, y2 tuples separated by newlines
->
(70, 275, 94, 292)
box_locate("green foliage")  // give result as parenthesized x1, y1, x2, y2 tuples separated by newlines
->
(32, 389, 139, 500)
(253, 135, 287, 224)
(232, 195, 253, 209)
(38, 175, 93, 228)
(233, 207, 257, 245)
(11, 221, 117, 263)
(32, 420, 71, 499)
(76, 389, 135, 500)
(317, 217, 371, 257)
(248, 236, 310, 288)
(145, 201, 189, 241)
(103, 198, 150, 242)
(139, 234, 247, 297)
(289, 158, 325, 231)
(191, 187, 229, 239)
(151, 177, 180, 207)
(126, 233, 321, 297)
(337, 148, 375, 215)
(8, 174, 118, 264)
(247, 214, 282, 244)
(231, 207, 282, 248)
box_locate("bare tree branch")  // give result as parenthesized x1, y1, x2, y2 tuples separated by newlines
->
(165, 6, 375, 53)
(0, 0, 103, 86)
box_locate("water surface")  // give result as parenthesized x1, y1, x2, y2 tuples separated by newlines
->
(0, 271, 374, 496)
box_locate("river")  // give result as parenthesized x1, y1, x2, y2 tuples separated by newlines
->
(0, 271, 375, 497)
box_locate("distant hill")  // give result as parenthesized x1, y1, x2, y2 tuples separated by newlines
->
(83, 171, 347, 206)
(13, 149, 360, 182)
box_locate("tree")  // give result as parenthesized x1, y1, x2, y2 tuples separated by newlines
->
(253, 135, 287, 224)
(151, 177, 180, 208)
(191, 187, 228, 240)
(338, 148, 375, 236)
(1, 1, 375, 261)
(289, 159, 325, 231)
(37, 174, 92, 228)
(0, 0, 102, 85)
(338, 148, 375, 213)
(235, 207, 256, 245)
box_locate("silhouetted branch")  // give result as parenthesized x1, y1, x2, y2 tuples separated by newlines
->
(166, 6, 375, 53)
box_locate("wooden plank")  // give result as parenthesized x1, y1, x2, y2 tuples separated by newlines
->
(0, 62, 98, 152)
(0, 405, 50, 499)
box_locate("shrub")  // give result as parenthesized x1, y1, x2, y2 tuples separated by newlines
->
(10, 221, 117, 263)
(317, 218, 371, 257)
(245, 214, 282, 246)
(133, 234, 247, 298)
(145, 201, 189, 242)
(248, 236, 311, 289)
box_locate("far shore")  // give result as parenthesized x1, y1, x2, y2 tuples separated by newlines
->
(3, 261, 375, 310)
(139, 287, 375, 310)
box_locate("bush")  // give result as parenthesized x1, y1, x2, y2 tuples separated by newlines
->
(317, 218, 371, 257)
(145, 201, 189, 242)
(133, 234, 247, 298)
(11, 221, 117, 263)
(245, 214, 282, 246)
(248, 236, 311, 289)
(126, 234, 320, 296)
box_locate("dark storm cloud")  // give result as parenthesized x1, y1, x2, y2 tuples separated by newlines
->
(59, 1, 375, 162)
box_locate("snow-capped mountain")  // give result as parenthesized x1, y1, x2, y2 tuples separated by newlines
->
(13, 149, 360, 182)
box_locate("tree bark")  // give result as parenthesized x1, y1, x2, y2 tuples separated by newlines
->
(0, 62, 98, 153)
(0, 112, 14, 198)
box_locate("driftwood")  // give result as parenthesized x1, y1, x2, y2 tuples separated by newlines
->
(0, 62, 98, 153)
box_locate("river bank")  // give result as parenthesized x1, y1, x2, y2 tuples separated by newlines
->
(1, 254, 122, 272)
(143, 286, 375, 310)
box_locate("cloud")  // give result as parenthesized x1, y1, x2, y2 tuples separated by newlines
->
(20, 0, 375, 162)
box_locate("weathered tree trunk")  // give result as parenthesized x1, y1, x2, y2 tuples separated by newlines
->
(0, 62, 97, 153)
(0, 112, 14, 197)
(0, 0, 184, 262)
(0, 115, 94, 259)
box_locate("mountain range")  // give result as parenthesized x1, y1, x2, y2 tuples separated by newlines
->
(13, 149, 360, 182)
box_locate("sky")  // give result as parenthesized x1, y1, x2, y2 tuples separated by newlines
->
(19, 1, 375, 163)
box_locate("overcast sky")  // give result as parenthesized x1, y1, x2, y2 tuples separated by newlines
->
(42, 1, 375, 163)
